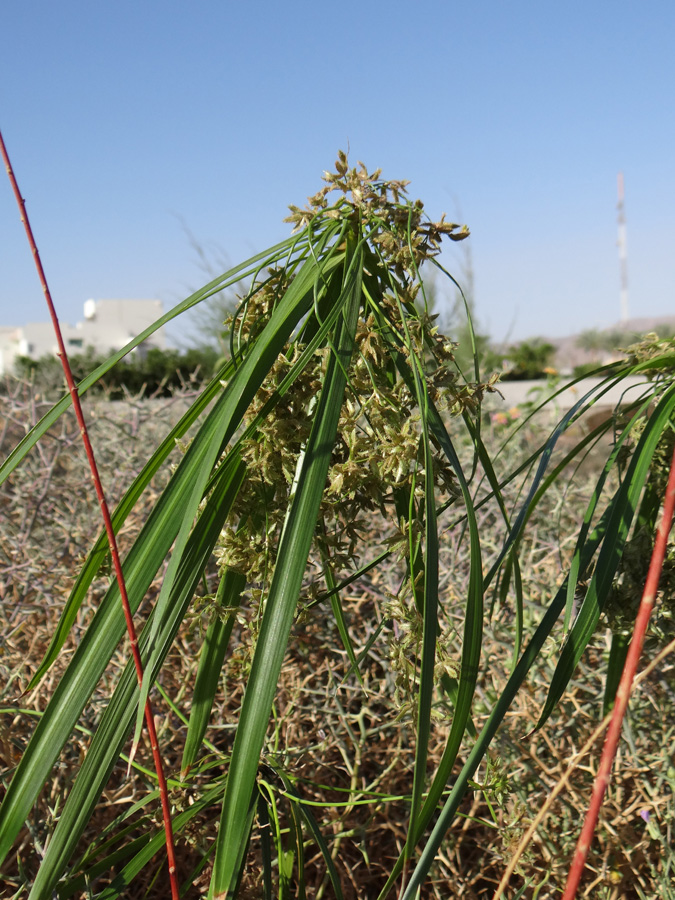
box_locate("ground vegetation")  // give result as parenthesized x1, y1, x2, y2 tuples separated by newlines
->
(2, 155, 675, 899)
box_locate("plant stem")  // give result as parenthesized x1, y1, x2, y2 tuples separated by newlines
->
(562, 442, 675, 900)
(0, 127, 180, 899)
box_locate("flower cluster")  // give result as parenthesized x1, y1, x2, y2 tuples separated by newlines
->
(285, 150, 469, 280)
(211, 155, 493, 684)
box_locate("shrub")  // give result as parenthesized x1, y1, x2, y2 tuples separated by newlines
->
(500, 337, 556, 380)
(11, 345, 221, 400)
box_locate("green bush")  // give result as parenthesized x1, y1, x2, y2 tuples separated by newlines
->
(500, 337, 556, 380)
(12, 345, 221, 399)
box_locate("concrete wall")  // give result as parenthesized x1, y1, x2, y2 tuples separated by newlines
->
(0, 299, 166, 375)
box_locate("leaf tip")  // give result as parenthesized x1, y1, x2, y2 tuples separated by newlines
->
(127, 740, 139, 777)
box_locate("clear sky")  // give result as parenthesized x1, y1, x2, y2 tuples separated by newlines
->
(1, 1, 674, 345)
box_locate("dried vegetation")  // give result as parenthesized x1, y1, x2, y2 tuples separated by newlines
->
(2, 380, 674, 899)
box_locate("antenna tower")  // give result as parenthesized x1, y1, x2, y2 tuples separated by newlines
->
(617, 172, 629, 322)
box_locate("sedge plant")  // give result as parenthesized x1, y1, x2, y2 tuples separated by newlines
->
(2, 152, 675, 899)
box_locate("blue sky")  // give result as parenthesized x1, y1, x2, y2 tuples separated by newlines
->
(1, 1, 674, 345)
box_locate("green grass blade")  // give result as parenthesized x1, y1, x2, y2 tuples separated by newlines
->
(56, 834, 152, 899)
(25, 231, 347, 693)
(288, 800, 305, 900)
(371, 388, 484, 897)
(1, 358, 266, 868)
(341, 300, 485, 871)
(320, 547, 364, 689)
(287, 796, 344, 900)
(604, 631, 630, 715)
(67, 789, 160, 874)
(258, 793, 274, 900)
(0, 464, 199, 863)
(537, 382, 675, 727)
(401, 346, 440, 854)
(378, 399, 637, 898)
(396, 603, 568, 899)
(132, 246, 345, 749)
(602, 473, 660, 715)
(0, 232, 353, 877)
(438, 673, 476, 738)
(393, 551, 604, 900)
(209, 241, 363, 900)
(27, 360, 234, 689)
(25, 457, 245, 900)
(414, 407, 483, 827)
(459, 416, 524, 662)
(88, 784, 225, 900)
(181, 568, 246, 777)
(557, 401, 655, 632)
(482, 378, 629, 589)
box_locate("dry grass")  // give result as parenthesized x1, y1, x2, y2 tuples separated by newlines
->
(1, 382, 674, 899)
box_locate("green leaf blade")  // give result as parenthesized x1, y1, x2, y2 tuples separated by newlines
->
(210, 240, 364, 899)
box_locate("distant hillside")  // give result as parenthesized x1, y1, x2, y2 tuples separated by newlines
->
(545, 315, 675, 373)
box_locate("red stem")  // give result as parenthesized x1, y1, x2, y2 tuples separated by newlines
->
(0, 129, 179, 899)
(562, 441, 675, 900)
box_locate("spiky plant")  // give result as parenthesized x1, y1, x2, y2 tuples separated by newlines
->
(2, 154, 675, 900)
(0, 154, 489, 898)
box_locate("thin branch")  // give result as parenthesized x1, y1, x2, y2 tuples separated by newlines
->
(492, 632, 675, 899)
(0, 128, 179, 898)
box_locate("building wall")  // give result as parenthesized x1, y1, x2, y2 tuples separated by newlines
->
(0, 299, 166, 375)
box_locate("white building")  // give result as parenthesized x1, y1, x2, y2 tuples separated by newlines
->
(0, 299, 166, 376)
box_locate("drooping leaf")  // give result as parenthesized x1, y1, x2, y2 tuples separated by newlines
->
(537, 382, 675, 728)
(210, 237, 364, 899)
(25, 455, 245, 900)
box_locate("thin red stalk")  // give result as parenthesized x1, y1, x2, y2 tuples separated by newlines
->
(0, 129, 179, 899)
(562, 442, 675, 900)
